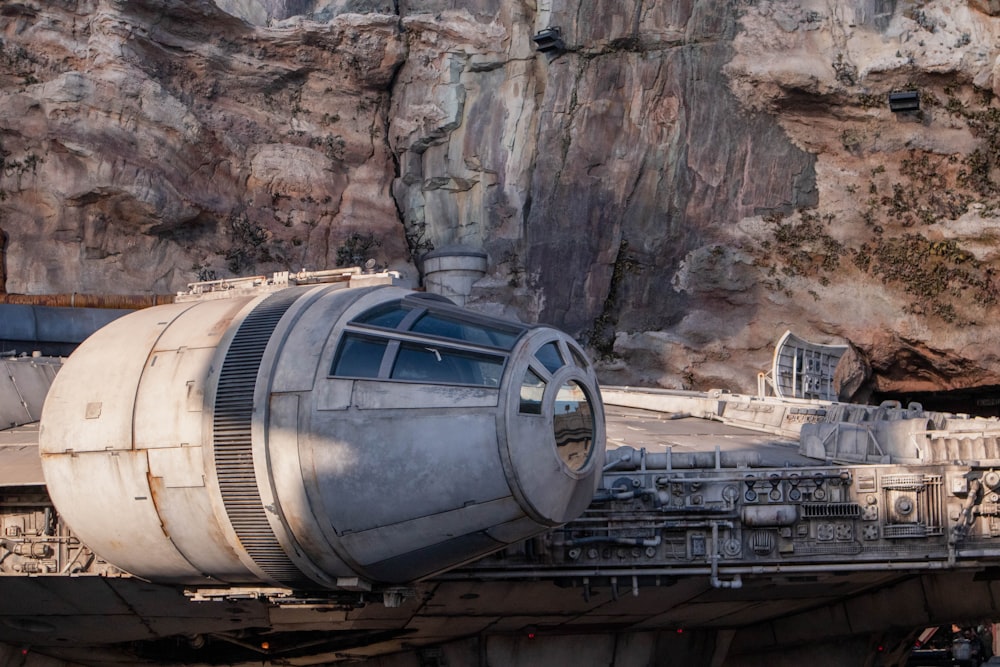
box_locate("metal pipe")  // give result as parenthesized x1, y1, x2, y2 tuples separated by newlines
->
(565, 517, 738, 528)
(0, 535, 80, 542)
(0, 293, 174, 308)
(437, 558, 969, 581)
(592, 489, 642, 502)
(604, 448, 638, 471)
(61, 544, 85, 574)
(654, 470, 850, 486)
(950, 478, 982, 565)
(563, 535, 662, 548)
(591, 487, 660, 504)
(606, 446, 762, 471)
(709, 521, 742, 589)
(5, 364, 33, 421)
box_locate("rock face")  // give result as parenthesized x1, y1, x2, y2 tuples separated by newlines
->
(0, 1, 409, 294)
(2, 0, 1000, 399)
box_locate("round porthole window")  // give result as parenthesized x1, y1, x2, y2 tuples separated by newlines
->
(553, 381, 595, 472)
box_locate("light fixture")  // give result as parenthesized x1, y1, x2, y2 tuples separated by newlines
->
(888, 90, 920, 112)
(532, 26, 565, 54)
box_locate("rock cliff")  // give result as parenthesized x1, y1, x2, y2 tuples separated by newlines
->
(2, 0, 999, 400)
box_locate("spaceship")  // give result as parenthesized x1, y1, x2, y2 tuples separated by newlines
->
(4, 269, 1000, 666)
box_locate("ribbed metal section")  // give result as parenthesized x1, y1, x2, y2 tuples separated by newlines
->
(802, 502, 861, 519)
(213, 289, 310, 587)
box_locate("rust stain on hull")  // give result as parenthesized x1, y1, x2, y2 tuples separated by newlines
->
(0, 293, 175, 309)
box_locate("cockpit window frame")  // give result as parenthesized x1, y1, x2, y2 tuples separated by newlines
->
(329, 296, 527, 388)
(330, 333, 390, 380)
(344, 296, 526, 352)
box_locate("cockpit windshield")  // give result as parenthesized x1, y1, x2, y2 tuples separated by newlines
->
(331, 296, 526, 387)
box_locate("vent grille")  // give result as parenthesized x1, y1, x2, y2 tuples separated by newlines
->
(880, 474, 944, 538)
(802, 503, 861, 519)
(881, 474, 925, 490)
(883, 524, 929, 539)
(213, 289, 310, 587)
(793, 541, 863, 555)
(750, 530, 775, 556)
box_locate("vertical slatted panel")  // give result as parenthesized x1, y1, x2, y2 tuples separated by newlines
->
(212, 289, 311, 587)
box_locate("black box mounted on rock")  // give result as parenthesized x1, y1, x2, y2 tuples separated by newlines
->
(888, 90, 920, 112)
(532, 26, 565, 54)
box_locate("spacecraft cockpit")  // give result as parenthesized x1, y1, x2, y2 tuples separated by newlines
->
(39, 272, 604, 590)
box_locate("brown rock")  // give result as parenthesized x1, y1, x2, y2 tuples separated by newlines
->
(970, 0, 1000, 17)
(0, 1, 410, 294)
(834, 344, 871, 404)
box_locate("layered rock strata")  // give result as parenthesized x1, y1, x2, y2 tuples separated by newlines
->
(2, 0, 1000, 399)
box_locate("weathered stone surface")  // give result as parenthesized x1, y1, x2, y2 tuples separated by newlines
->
(833, 344, 872, 403)
(718, 0, 1000, 396)
(0, 1, 410, 294)
(971, 0, 1000, 17)
(3, 0, 1000, 400)
(215, 0, 396, 25)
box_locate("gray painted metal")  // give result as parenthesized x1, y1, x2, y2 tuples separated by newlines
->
(37, 278, 604, 589)
(0, 355, 60, 429)
(461, 401, 1000, 588)
(758, 330, 847, 401)
(9, 399, 1000, 666)
(0, 423, 43, 486)
(23, 276, 1000, 665)
(0, 304, 131, 355)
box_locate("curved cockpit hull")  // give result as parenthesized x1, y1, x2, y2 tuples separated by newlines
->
(39, 281, 604, 588)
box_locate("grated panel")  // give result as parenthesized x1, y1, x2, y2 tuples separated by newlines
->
(802, 503, 861, 519)
(212, 289, 311, 587)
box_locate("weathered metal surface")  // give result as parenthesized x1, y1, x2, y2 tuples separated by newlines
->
(799, 400, 1000, 465)
(7, 395, 1000, 665)
(0, 304, 137, 357)
(0, 293, 174, 308)
(175, 267, 371, 302)
(36, 276, 604, 591)
(602, 384, 836, 440)
(758, 330, 848, 401)
(13, 274, 1000, 665)
(462, 403, 1000, 588)
(0, 424, 43, 486)
(0, 355, 60, 429)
